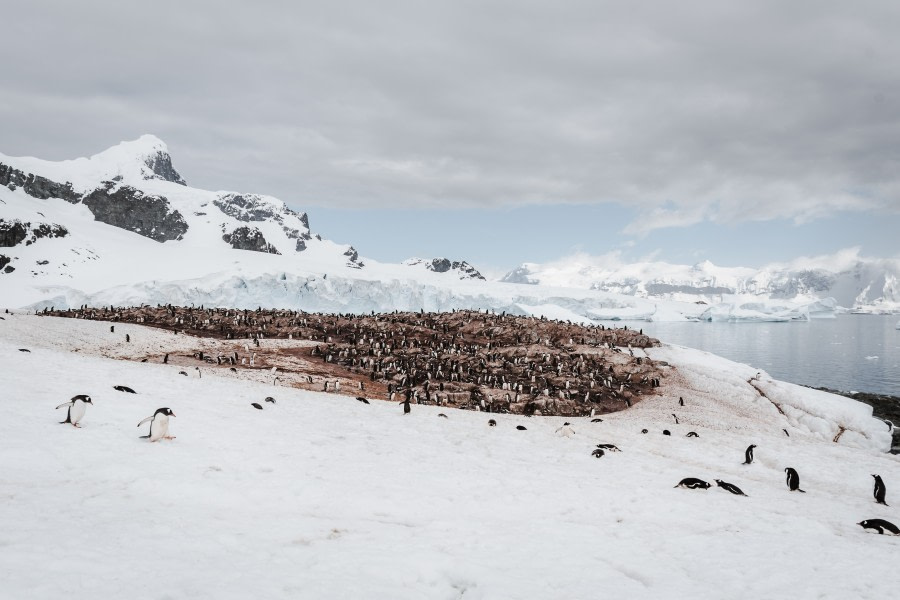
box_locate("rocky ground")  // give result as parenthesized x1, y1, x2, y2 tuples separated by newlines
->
(41, 306, 665, 416)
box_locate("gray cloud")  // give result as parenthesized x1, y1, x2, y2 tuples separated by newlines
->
(2, 0, 899, 234)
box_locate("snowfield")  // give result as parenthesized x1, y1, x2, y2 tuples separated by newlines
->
(1, 315, 898, 599)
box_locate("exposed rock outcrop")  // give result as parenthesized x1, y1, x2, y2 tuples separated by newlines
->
(0, 163, 80, 202)
(0, 254, 10, 272)
(143, 150, 186, 185)
(344, 246, 364, 269)
(406, 257, 485, 280)
(222, 226, 281, 254)
(0, 219, 68, 247)
(81, 182, 188, 242)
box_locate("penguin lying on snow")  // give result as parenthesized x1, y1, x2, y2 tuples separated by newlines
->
(137, 408, 176, 442)
(56, 395, 92, 427)
(264, 396, 276, 404)
(591, 448, 605, 458)
(18, 348, 30, 352)
(675, 478, 711, 490)
(590, 418, 603, 423)
(356, 396, 370, 404)
(251, 402, 263, 410)
(596, 444, 620, 452)
(858, 519, 900, 535)
(438, 413, 448, 418)
(685, 432, 699, 438)
(516, 425, 527, 431)
(488, 419, 497, 427)
(715, 479, 748, 496)
(113, 385, 136, 394)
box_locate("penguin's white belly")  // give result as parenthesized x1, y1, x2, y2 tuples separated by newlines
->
(149, 414, 169, 441)
(69, 401, 86, 425)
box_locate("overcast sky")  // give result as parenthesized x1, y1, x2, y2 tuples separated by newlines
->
(2, 0, 898, 273)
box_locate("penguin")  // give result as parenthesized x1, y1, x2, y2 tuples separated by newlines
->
(595, 443, 620, 452)
(872, 474, 888, 506)
(18, 348, 30, 353)
(671, 414, 679, 424)
(555, 422, 575, 437)
(674, 478, 711, 490)
(356, 396, 370, 404)
(782, 428, 790, 437)
(641, 429, 649, 434)
(685, 431, 699, 438)
(784, 467, 805, 492)
(230, 367, 237, 373)
(516, 425, 527, 430)
(743, 444, 757, 465)
(438, 413, 448, 419)
(56, 394, 92, 427)
(715, 479, 748, 496)
(679, 397, 684, 406)
(858, 519, 900, 535)
(251, 402, 263, 410)
(488, 419, 497, 426)
(591, 448, 605, 458)
(400, 398, 411, 414)
(662, 429, 671, 436)
(137, 408, 176, 442)
(113, 385, 136, 393)
(264, 396, 276, 404)
(178, 371, 188, 376)
(163, 353, 169, 364)
(591, 418, 603, 423)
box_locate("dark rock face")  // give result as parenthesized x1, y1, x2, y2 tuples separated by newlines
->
(214, 193, 310, 229)
(144, 151, 186, 185)
(0, 219, 28, 247)
(413, 258, 485, 280)
(0, 163, 79, 202)
(222, 226, 281, 254)
(344, 246, 364, 269)
(82, 182, 188, 242)
(0, 219, 68, 247)
(0, 254, 10, 271)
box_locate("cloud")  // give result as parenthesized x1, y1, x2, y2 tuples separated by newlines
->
(2, 0, 899, 234)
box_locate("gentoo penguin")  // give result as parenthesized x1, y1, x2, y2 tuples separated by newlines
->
(743, 444, 757, 465)
(784, 467, 805, 492)
(858, 519, 900, 535)
(715, 479, 748, 496)
(662, 429, 671, 436)
(671, 413, 679, 424)
(516, 425, 527, 430)
(264, 396, 276, 404)
(18, 348, 30, 352)
(641, 429, 649, 434)
(679, 397, 684, 406)
(488, 419, 497, 426)
(137, 408, 176, 442)
(675, 478, 711, 490)
(251, 402, 263, 410)
(596, 443, 620, 452)
(56, 394, 93, 427)
(872, 474, 888, 506)
(113, 385, 136, 393)
(356, 396, 370, 404)
(400, 397, 411, 414)
(438, 413, 448, 419)
(782, 428, 790, 437)
(685, 431, 699, 438)
(591, 448, 605, 458)
(591, 418, 603, 423)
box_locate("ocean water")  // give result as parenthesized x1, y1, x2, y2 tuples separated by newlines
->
(633, 314, 900, 397)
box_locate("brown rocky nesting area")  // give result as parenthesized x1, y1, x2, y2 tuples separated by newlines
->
(42, 305, 667, 416)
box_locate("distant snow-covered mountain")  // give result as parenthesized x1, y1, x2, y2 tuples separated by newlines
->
(501, 251, 900, 314)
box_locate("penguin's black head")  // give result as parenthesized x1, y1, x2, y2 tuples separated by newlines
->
(563, 422, 571, 426)
(84, 396, 93, 404)
(156, 407, 175, 417)
(858, 520, 869, 527)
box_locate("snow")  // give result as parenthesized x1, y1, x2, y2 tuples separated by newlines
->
(1, 315, 897, 599)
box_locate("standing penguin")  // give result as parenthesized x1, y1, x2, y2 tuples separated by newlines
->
(743, 444, 757, 465)
(56, 394, 93, 427)
(137, 408, 176, 442)
(400, 393, 411, 415)
(784, 467, 805, 493)
(872, 474, 888, 506)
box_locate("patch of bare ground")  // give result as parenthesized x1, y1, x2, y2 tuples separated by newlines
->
(42, 305, 669, 416)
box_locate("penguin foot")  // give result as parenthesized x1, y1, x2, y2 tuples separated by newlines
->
(165, 435, 176, 440)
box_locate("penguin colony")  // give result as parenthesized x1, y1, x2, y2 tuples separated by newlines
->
(42, 305, 666, 418)
(36, 305, 897, 537)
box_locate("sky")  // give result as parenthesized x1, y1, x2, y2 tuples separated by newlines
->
(2, 0, 899, 275)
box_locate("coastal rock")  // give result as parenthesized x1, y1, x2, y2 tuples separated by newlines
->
(222, 226, 281, 254)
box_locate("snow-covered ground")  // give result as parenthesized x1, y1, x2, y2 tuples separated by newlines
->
(1, 315, 897, 599)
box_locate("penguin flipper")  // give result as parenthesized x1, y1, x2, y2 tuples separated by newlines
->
(55, 402, 73, 410)
(136, 416, 154, 427)
(139, 434, 151, 439)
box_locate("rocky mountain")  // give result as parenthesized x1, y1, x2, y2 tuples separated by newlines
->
(403, 257, 485, 280)
(501, 253, 900, 313)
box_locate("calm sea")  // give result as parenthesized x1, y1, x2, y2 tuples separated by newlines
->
(628, 314, 900, 397)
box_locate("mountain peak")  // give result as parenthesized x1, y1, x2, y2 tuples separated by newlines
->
(90, 135, 185, 185)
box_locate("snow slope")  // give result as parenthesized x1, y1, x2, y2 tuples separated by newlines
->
(1, 315, 897, 599)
